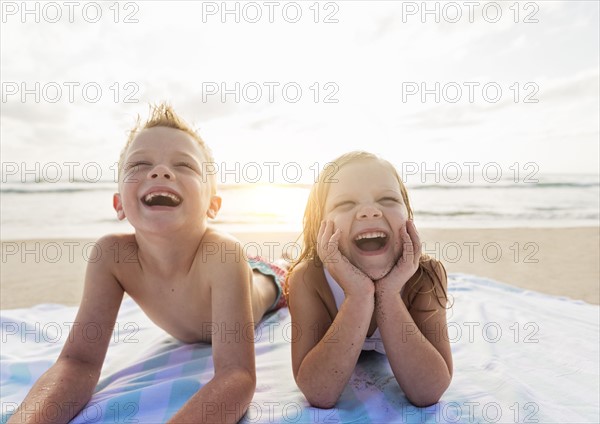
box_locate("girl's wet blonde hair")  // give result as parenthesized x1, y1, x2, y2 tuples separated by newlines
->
(286, 151, 448, 310)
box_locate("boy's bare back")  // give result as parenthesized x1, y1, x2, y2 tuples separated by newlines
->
(101, 229, 252, 343)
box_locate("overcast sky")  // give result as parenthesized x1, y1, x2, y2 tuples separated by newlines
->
(1, 1, 598, 185)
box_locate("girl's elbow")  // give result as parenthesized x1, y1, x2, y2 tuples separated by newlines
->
(296, 377, 339, 409)
(305, 395, 338, 410)
(408, 395, 442, 408)
(241, 367, 257, 389)
(407, 378, 451, 407)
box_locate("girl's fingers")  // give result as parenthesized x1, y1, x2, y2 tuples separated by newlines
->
(327, 227, 341, 254)
(330, 228, 341, 244)
(318, 221, 340, 266)
(317, 220, 326, 241)
(317, 222, 326, 250)
(319, 221, 332, 247)
(407, 219, 419, 243)
(317, 221, 330, 260)
(326, 228, 342, 264)
(322, 221, 332, 249)
(400, 224, 414, 264)
(407, 220, 421, 265)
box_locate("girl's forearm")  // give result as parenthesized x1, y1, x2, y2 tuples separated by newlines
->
(375, 293, 451, 407)
(8, 359, 99, 424)
(296, 296, 374, 409)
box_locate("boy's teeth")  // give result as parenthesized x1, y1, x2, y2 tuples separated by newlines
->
(144, 192, 181, 202)
(354, 231, 387, 241)
(143, 191, 182, 207)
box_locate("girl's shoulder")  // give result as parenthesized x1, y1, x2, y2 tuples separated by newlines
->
(286, 260, 340, 321)
(287, 259, 327, 290)
(286, 259, 337, 309)
(419, 255, 447, 285)
(403, 255, 449, 310)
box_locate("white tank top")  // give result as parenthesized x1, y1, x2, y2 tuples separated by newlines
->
(323, 268, 386, 355)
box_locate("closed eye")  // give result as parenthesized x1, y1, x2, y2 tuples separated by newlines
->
(334, 200, 355, 209)
(379, 197, 401, 204)
(175, 162, 197, 170)
(176, 162, 203, 176)
(125, 161, 151, 171)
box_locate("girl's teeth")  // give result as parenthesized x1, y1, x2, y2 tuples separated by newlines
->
(355, 231, 386, 241)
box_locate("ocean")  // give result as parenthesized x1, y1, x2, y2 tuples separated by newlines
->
(0, 174, 598, 240)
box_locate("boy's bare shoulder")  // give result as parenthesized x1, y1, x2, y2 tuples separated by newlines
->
(196, 228, 249, 279)
(96, 233, 136, 244)
(201, 227, 241, 246)
(91, 233, 138, 266)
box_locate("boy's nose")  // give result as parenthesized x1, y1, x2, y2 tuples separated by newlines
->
(148, 165, 174, 180)
(356, 205, 382, 219)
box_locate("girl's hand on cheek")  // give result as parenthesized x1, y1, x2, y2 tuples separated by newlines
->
(376, 220, 421, 293)
(317, 220, 374, 298)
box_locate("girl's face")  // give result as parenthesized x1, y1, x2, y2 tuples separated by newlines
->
(323, 159, 409, 280)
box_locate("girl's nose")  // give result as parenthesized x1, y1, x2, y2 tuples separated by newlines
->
(356, 204, 382, 219)
(147, 164, 175, 180)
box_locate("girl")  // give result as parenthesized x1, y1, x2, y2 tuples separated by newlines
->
(285, 151, 453, 408)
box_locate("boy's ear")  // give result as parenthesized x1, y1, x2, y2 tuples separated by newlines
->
(113, 193, 126, 221)
(206, 195, 222, 219)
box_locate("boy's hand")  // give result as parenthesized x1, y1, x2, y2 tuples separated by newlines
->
(317, 220, 374, 298)
(375, 220, 421, 293)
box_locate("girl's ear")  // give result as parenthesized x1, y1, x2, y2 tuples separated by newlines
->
(113, 193, 126, 221)
(207, 195, 222, 219)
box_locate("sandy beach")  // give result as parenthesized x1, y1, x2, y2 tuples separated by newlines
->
(1, 227, 598, 309)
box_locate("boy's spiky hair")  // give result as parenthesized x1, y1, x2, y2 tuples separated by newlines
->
(118, 103, 216, 194)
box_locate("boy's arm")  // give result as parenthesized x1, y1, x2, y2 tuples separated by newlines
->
(167, 240, 255, 424)
(375, 261, 453, 407)
(288, 262, 374, 409)
(8, 236, 124, 424)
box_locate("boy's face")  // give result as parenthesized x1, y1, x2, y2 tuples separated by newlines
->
(323, 160, 408, 280)
(113, 126, 220, 235)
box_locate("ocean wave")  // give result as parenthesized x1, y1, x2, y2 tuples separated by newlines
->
(3, 182, 597, 194)
(1, 186, 115, 194)
(417, 211, 502, 217)
(411, 181, 599, 190)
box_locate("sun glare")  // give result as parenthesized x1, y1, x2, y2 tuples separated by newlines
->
(218, 184, 309, 231)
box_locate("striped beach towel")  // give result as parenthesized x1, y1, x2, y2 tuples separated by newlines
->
(2, 274, 598, 423)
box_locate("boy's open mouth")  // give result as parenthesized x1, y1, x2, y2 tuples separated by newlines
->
(142, 192, 182, 207)
(353, 231, 388, 252)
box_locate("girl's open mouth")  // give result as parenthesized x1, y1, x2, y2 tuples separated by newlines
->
(353, 231, 389, 252)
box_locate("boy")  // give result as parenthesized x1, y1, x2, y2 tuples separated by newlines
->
(8, 104, 286, 423)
